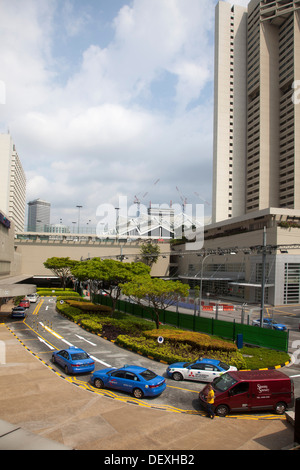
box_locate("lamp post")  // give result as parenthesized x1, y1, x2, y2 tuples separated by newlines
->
(196, 252, 212, 317)
(260, 226, 267, 328)
(76, 205, 82, 234)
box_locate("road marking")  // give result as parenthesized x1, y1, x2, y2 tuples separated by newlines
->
(75, 334, 97, 346)
(39, 322, 63, 339)
(90, 355, 111, 367)
(33, 299, 44, 315)
(61, 338, 74, 347)
(290, 374, 300, 378)
(166, 384, 200, 393)
(38, 337, 55, 350)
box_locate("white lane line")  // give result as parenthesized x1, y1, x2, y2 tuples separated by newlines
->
(61, 338, 74, 347)
(38, 337, 55, 350)
(38, 319, 109, 365)
(90, 355, 111, 368)
(75, 334, 97, 346)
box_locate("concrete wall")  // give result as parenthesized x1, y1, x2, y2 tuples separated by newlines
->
(15, 239, 171, 278)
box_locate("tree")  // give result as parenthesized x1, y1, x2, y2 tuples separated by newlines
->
(44, 257, 79, 290)
(121, 276, 189, 329)
(71, 258, 151, 314)
(140, 241, 160, 267)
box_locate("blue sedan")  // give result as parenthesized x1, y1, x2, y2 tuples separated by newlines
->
(166, 358, 237, 382)
(90, 365, 166, 399)
(252, 318, 287, 331)
(52, 347, 95, 374)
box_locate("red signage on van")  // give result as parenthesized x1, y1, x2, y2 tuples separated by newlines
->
(199, 370, 294, 417)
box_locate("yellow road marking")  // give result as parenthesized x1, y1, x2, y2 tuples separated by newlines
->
(32, 299, 44, 315)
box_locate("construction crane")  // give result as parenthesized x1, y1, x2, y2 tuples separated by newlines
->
(176, 186, 187, 213)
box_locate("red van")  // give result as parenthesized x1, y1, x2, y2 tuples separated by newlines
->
(199, 370, 294, 417)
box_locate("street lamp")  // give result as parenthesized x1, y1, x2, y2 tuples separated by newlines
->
(260, 226, 267, 328)
(76, 205, 82, 234)
(195, 252, 213, 317)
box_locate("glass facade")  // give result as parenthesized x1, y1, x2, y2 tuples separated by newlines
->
(284, 263, 300, 304)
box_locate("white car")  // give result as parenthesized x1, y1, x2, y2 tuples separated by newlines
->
(27, 294, 38, 303)
(166, 358, 237, 383)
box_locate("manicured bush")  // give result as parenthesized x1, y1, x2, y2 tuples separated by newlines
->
(79, 318, 103, 335)
(144, 329, 237, 353)
(65, 300, 112, 314)
(37, 289, 80, 297)
(116, 333, 246, 367)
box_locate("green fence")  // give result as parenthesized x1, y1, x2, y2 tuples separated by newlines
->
(93, 295, 289, 352)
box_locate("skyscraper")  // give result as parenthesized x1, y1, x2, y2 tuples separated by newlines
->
(212, 0, 300, 223)
(0, 134, 26, 233)
(27, 199, 51, 232)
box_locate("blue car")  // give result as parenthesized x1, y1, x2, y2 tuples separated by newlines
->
(166, 358, 237, 383)
(90, 365, 166, 399)
(11, 307, 26, 319)
(252, 318, 287, 331)
(52, 347, 95, 374)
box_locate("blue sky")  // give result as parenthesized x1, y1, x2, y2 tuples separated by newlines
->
(0, 0, 249, 228)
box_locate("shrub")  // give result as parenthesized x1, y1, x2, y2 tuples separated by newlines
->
(115, 334, 246, 367)
(38, 289, 80, 297)
(79, 318, 103, 335)
(56, 301, 83, 321)
(144, 329, 237, 353)
(65, 300, 112, 314)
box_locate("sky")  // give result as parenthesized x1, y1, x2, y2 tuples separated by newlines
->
(0, 0, 250, 230)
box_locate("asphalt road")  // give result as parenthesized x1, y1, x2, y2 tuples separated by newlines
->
(5, 296, 300, 417)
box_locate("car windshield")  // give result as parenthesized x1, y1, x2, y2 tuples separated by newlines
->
(213, 373, 238, 392)
(183, 362, 194, 368)
(71, 352, 89, 360)
(218, 362, 230, 371)
(140, 369, 157, 381)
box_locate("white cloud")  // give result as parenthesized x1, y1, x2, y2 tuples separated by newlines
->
(0, 0, 217, 227)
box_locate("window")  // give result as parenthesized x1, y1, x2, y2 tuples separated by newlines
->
(230, 382, 249, 396)
(284, 263, 300, 304)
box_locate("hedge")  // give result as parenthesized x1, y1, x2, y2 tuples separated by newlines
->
(144, 329, 238, 353)
(65, 300, 112, 314)
(37, 289, 81, 297)
(115, 334, 246, 368)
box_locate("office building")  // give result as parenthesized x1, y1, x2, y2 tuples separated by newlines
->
(0, 134, 26, 233)
(174, 1, 300, 307)
(27, 199, 51, 232)
(212, 0, 300, 224)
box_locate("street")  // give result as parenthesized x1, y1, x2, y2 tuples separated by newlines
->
(5, 296, 300, 418)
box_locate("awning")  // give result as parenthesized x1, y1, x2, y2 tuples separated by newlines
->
(229, 282, 275, 288)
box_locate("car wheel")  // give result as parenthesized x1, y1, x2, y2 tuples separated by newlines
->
(215, 404, 229, 417)
(94, 378, 104, 389)
(172, 372, 183, 381)
(133, 388, 144, 399)
(275, 402, 287, 415)
(64, 365, 69, 374)
(52, 355, 56, 364)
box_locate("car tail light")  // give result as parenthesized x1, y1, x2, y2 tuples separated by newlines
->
(149, 380, 165, 389)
